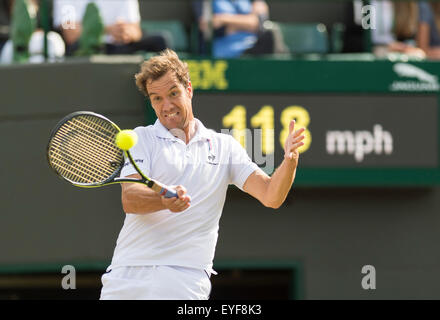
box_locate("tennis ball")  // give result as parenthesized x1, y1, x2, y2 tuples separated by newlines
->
(115, 130, 138, 150)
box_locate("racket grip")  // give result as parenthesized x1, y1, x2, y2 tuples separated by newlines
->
(150, 180, 182, 199)
(160, 187, 178, 198)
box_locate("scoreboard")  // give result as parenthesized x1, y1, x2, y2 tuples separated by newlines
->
(183, 57, 440, 186)
(195, 94, 438, 169)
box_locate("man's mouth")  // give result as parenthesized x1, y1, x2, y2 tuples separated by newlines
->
(165, 111, 179, 118)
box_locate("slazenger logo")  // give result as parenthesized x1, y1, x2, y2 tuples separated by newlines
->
(326, 125, 393, 162)
(390, 63, 439, 91)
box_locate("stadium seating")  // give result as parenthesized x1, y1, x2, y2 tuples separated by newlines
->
(277, 22, 329, 54)
(141, 20, 189, 53)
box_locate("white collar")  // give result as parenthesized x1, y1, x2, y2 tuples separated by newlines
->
(153, 118, 212, 143)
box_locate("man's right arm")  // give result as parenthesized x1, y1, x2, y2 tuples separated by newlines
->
(121, 174, 191, 214)
(212, 0, 269, 34)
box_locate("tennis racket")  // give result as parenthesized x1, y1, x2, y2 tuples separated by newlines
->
(47, 111, 178, 198)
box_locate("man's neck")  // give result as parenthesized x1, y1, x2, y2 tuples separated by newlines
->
(169, 119, 197, 144)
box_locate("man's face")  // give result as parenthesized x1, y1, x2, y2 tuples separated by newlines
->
(147, 71, 193, 131)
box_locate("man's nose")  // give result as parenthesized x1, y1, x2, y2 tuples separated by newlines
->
(162, 96, 173, 110)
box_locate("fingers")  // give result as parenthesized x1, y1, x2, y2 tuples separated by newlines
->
(287, 140, 305, 159)
(163, 197, 190, 212)
(161, 185, 191, 212)
(285, 126, 306, 160)
(161, 196, 190, 212)
(109, 23, 130, 43)
(290, 135, 305, 150)
(292, 133, 305, 144)
(111, 28, 124, 43)
(289, 119, 295, 134)
(175, 185, 191, 202)
(293, 127, 305, 138)
(290, 140, 305, 152)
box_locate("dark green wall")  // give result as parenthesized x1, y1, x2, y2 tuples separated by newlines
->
(220, 187, 440, 299)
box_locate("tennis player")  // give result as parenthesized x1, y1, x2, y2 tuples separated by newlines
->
(100, 49, 305, 300)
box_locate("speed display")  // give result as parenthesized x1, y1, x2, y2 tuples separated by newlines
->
(193, 93, 438, 183)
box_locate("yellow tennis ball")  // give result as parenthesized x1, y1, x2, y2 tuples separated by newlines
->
(115, 130, 138, 150)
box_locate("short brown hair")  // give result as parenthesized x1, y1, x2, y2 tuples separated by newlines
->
(135, 49, 190, 97)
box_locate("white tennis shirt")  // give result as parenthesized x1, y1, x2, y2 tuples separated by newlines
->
(107, 119, 259, 273)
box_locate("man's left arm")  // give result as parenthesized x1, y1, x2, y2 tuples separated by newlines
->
(106, 21, 142, 44)
(212, 0, 269, 33)
(243, 120, 305, 209)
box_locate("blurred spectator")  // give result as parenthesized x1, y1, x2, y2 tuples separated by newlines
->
(417, 1, 440, 59)
(0, 0, 12, 53)
(195, 0, 274, 58)
(0, 0, 65, 63)
(341, 0, 365, 53)
(53, 0, 167, 56)
(370, 0, 425, 58)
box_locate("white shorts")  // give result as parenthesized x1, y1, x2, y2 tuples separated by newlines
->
(99, 265, 212, 300)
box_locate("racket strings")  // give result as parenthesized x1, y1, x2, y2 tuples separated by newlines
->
(49, 135, 110, 183)
(65, 115, 122, 179)
(48, 114, 123, 184)
(50, 118, 120, 183)
(49, 126, 117, 183)
(55, 121, 116, 163)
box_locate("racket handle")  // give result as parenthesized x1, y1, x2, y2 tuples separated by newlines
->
(160, 187, 178, 198)
(150, 180, 179, 198)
